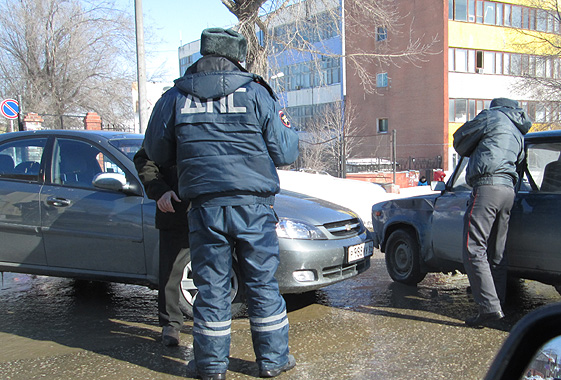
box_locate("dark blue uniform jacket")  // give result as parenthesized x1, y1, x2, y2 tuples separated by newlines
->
(144, 56, 299, 205)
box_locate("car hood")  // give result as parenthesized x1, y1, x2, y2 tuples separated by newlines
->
(276, 190, 359, 225)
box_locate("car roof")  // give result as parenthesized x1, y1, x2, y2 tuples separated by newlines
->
(526, 130, 561, 142)
(0, 129, 143, 142)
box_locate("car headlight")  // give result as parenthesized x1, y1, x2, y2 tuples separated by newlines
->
(276, 218, 327, 240)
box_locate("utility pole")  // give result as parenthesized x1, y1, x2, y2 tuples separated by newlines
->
(134, 0, 148, 134)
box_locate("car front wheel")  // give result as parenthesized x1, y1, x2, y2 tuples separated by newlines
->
(385, 229, 426, 285)
(179, 252, 246, 319)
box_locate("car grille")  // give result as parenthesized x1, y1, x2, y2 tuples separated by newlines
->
(322, 258, 369, 279)
(323, 218, 362, 237)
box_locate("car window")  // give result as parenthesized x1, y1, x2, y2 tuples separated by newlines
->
(522, 142, 561, 193)
(0, 138, 47, 180)
(449, 158, 472, 192)
(108, 138, 143, 160)
(51, 138, 127, 189)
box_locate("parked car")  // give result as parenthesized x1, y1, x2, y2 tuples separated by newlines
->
(371, 130, 561, 292)
(0, 130, 373, 317)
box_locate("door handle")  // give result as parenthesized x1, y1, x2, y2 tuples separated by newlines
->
(46, 197, 72, 207)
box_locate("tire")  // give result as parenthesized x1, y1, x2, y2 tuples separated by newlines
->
(179, 252, 246, 319)
(385, 229, 426, 285)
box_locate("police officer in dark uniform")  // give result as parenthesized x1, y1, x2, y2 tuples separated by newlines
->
(144, 28, 299, 380)
(134, 147, 189, 346)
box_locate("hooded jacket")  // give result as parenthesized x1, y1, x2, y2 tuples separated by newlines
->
(144, 56, 299, 204)
(453, 98, 532, 188)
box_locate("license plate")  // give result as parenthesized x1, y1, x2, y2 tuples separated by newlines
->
(347, 240, 374, 263)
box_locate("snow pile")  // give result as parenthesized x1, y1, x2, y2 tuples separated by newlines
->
(278, 170, 393, 229)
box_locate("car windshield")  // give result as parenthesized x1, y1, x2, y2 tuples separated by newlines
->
(108, 138, 143, 161)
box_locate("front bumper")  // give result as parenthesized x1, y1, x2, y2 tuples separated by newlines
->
(276, 231, 373, 294)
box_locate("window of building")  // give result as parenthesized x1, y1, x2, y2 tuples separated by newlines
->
(378, 118, 388, 133)
(450, 1, 557, 34)
(468, 99, 476, 120)
(530, 8, 537, 30)
(496, 2, 503, 26)
(522, 7, 530, 30)
(503, 53, 510, 74)
(476, 50, 483, 71)
(455, 0, 468, 21)
(483, 1, 495, 25)
(511, 54, 522, 76)
(468, 0, 476, 22)
(450, 99, 493, 123)
(376, 73, 388, 88)
(455, 49, 468, 72)
(476, 0, 483, 23)
(450, 47, 561, 78)
(537, 9, 547, 31)
(484, 51, 495, 73)
(376, 27, 387, 41)
(504, 4, 511, 26)
(455, 99, 467, 122)
(511, 5, 522, 28)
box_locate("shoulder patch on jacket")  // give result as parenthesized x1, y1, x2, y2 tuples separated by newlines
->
(279, 110, 291, 128)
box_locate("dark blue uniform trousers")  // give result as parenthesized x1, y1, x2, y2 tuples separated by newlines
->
(462, 184, 515, 314)
(188, 203, 290, 375)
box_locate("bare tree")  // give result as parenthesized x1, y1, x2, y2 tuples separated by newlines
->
(0, 0, 136, 129)
(509, 0, 561, 130)
(298, 101, 364, 175)
(221, 0, 438, 93)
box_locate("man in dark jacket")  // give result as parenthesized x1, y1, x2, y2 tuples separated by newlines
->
(453, 97, 532, 327)
(144, 28, 299, 380)
(134, 147, 189, 346)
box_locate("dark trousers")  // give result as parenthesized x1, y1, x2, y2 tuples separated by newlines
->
(462, 185, 515, 314)
(158, 228, 190, 329)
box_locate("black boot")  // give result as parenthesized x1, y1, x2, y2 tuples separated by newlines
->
(465, 310, 504, 327)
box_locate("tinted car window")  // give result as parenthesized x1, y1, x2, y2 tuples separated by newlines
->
(51, 138, 127, 189)
(0, 138, 46, 180)
(108, 138, 143, 160)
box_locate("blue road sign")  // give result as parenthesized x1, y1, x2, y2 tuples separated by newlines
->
(1, 99, 19, 119)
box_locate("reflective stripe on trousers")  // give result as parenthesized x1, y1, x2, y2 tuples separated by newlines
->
(189, 203, 290, 374)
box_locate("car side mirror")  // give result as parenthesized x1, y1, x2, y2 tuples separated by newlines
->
(431, 181, 446, 192)
(93, 173, 139, 195)
(484, 302, 561, 380)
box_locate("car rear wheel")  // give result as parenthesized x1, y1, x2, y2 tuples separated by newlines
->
(385, 229, 426, 285)
(179, 253, 246, 319)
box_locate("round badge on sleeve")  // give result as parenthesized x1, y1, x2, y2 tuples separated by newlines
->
(279, 110, 291, 128)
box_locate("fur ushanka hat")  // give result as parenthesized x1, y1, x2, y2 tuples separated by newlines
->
(200, 28, 247, 63)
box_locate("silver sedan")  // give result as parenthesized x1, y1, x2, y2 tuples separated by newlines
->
(0, 130, 373, 317)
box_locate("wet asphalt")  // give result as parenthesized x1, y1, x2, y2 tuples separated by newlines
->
(1, 249, 559, 380)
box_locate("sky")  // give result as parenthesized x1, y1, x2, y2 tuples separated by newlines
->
(118, 0, 239, 82)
